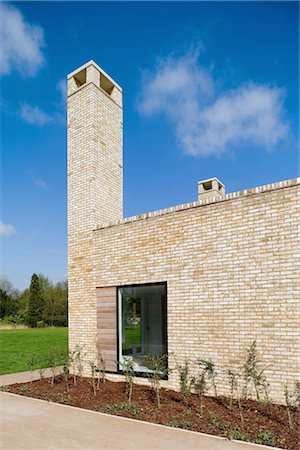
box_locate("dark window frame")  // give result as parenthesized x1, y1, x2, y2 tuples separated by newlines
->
(116, 281, 168, 379)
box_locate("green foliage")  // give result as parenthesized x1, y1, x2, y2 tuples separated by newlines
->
(28, 274, 44, 327)
(225, 429, 248, 441)
(101, 402, 142, 417)
(119, 358, 135, 403)
(143, 354, 169, 409)
(243, 340, 268, 401)
(177, 360, 193, 405)
(168, 419, 192, 429)
(0, 275, 67, 328)
(193, 366, 207, 416)
(253, 431, 279, 444)
(27, 353, 38, 381)
(208, 410, 217, 427)
(197, 359, 218, 397)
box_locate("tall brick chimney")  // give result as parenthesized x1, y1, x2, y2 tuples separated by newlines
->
(67, 60, 123, 234)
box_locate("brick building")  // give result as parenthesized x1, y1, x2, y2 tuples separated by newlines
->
(67, 60, 299, 402)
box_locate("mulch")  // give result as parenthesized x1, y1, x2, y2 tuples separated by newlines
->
(6, 376, 299, 449)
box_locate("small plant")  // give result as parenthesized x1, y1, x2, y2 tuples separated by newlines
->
(143, 354, 169, 409)
(62, 357, 70, 393)
(217, 421, 231, 432)
(177, 360, 193, 406)
(193, 368, 207, 417)
(0, 385, 10, 392)
(253, 430, 279, 445)
(89, 360, 97, 396)
(243, 340, 267, 402)
(27, 353, 38, 382)
(119, 358, 135, 403)
(19, 384, 29, 394)
(38, 367, 45, 381)
(101, 402, 142, 417)
(227, 369, 244, 426)
(47, 348, 60, 386)
(225, 429, 248, 441)
(294, 381, 300, 407)
(284, 384, 294, 428)
(208, 410, 217, 427)
(68, 349, 77, 386)
(198, 359, 218, 397)
(168, 420, 192, 429)
(96, 344, 106, 390)
(76, 344, 84, 379)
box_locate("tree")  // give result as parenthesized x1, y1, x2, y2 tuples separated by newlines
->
(27, 274, 44, 327)
(0, 277, 20, 319)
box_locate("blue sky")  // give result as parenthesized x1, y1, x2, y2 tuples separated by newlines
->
(1, 1, 299, 290)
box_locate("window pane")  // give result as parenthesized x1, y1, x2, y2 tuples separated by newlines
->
(118, 283, 167, 374)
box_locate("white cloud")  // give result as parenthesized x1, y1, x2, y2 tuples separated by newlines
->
(20, 103, 52, 126)
(34, 177, 48, 189)
(138, 50, 289, 157)
(56, 79, 67, 104)
(0, 2, 45, 76)
(0, 220, 16, 237)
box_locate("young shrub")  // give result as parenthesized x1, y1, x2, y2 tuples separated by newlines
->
(68, 349, 77, 386)
(89, 361, 97, 396)
(198, 359, 218, 397)
(227, 370, 244, 426)
(38, 367, 45, 381)
(243, 340, 266, 401)
(143, 354, 169, 409)
(294, 381, 300, 407)
(284, 384, 294, 428)
(193, 368, 206, 417)
(177, 360, 193, 406)
(47, 349, 59, 386)
(75, 344, 84, 379)
(62, 357, 70, 393)
(27, 353, 37, 382)
(119, 358, 135, 403)
(96, 344, 106, 390)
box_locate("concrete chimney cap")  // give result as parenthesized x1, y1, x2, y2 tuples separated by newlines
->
(67, 60, 122, 92)
(198, 177, 225, 188)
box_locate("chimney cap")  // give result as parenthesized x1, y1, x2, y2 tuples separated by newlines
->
(198, 177, 225, 188)
(67, 60, 122, 92)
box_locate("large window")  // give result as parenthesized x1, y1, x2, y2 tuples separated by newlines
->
(118, 282, 167, 374)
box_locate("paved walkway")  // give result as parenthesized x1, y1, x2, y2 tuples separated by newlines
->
(0, 392, 280, 450)
(0, 367, 64, 387)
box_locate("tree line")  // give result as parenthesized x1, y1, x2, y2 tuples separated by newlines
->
(0, 274, 68, 327)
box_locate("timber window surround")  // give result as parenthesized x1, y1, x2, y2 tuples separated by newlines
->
(117, 282, 167, 374)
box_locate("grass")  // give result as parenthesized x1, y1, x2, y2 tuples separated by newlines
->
(122, 324, 140, 351)
(0, 327, 68, 375)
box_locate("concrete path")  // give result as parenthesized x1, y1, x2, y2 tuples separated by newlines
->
(0, 392, 281, 450)
(0, 367, 62, 387)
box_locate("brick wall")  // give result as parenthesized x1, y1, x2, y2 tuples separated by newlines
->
(91, 180, 300, 403)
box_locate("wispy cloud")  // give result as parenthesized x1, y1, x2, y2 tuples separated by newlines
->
(20, 103, 52, 126)
(138, 49, 289, 157)
(0, 220, 16, 237)
(34, 177, 48, 189)
(56, 79, 67, 105)
(0, 2, 45, 76)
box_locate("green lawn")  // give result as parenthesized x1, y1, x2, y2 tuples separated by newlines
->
(0, 327, 68, 375)
(123, 324, 140, 351)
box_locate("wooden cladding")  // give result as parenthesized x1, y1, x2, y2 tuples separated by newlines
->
(96, 286, 117, 372)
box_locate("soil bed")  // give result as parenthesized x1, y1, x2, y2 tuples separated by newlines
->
(6, 376, 299, 449)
